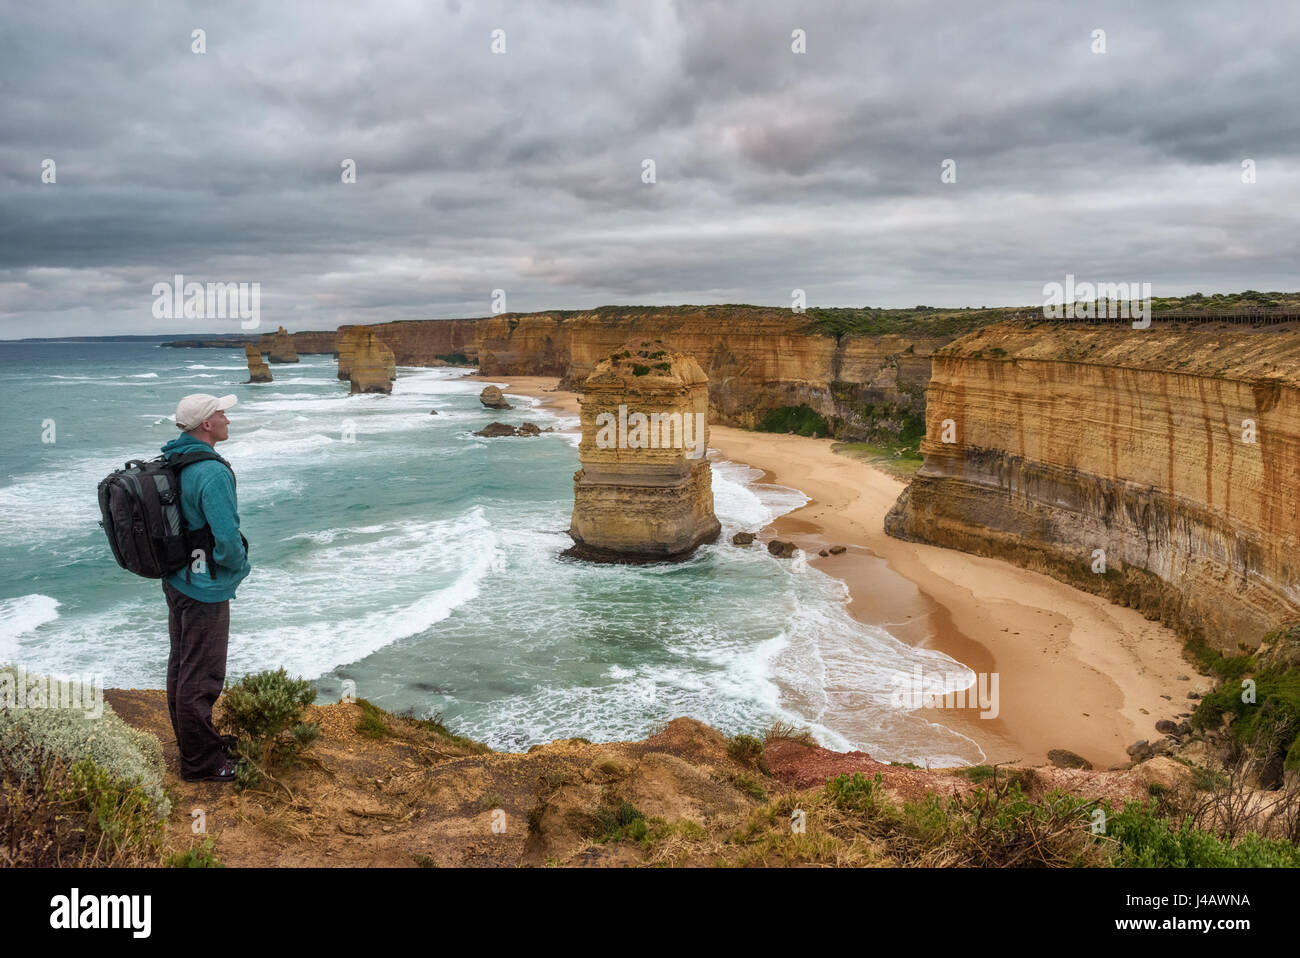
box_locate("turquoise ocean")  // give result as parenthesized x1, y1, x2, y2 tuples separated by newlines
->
(0, 341, 982, 764)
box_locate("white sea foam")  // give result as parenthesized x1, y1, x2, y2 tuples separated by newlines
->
(227, 508, 496, 678)
(710, 458, 808, 532)
(0, 458, 114, 542)
(0, 594, 60, 659)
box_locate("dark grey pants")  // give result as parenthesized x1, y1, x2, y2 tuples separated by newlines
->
(162, 581, 230, 779)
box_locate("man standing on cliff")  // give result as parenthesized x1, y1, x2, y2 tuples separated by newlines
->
(160, 394, 251, 782)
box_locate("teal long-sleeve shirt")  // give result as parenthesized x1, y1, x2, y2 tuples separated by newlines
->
(160, 432, 251, 602)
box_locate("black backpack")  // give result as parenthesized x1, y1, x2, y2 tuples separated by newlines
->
(97, 451, 242, 583)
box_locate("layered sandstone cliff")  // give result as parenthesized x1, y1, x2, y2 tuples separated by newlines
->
(337, 320, 479, 368)
(568, 342, 720, 562)
(244, 344, 272, 383)
(330, 308, 951, 440)
(885, 321, 1300, 650)
(262, 326, 299, 363)
(348, 329, 395, 395)
(285, 330, 337, 354)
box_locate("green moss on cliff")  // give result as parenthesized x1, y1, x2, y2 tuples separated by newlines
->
(807, 306, 1011, 340)
(755, 405, 830, 437)
(1191, 625, 1300, 777)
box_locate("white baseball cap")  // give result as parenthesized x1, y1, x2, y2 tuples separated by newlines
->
(175, 393, 237, 431)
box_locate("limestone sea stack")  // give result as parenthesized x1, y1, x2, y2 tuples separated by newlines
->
(479, 385, 511, 409)
(336, 326, 364, 380)
(265, 326, 299, 363)
(348, 329, 395, 395)
(244, 344, 272, 383)
(566, 342, 721, 562)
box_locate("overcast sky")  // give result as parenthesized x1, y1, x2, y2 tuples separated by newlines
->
(1, 0, 1297, 338)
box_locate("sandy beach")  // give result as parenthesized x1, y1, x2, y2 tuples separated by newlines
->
(476, 374, 1199, 770)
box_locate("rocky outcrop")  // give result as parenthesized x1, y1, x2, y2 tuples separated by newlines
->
(262, 326, 299, 364)
(474, 422, 543, 438)
(348, 329, 395, 395)
(244, 344, 272, 383)
(567, 342, 721, 562)
(885, 321, 1300, 651)
(479, 386, 511, 409)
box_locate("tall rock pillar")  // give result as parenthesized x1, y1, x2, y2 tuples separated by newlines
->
(567, 341, 720, 562)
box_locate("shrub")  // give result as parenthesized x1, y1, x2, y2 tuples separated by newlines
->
(220, 669, 320, 789)
(355, 697, 389, 739)
(1, 751, 165, 867)
(728, 734, 767, 772)
(1105, 799, 1300, 867)
(168, 837, 224, 868)
(825, 772, 887, 815)
(595, 801, 647, 842)
(764, 720, 817, 748)
(0, 675, 169, 818)
(729, 773, 769, 802)
(1193, 661, 1300, 783)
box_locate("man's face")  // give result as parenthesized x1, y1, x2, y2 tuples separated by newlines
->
(203, 409, 231, 442)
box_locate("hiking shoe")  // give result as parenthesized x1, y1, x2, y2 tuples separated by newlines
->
(220, 734, 238, 757)
(185, 760, 237, 783)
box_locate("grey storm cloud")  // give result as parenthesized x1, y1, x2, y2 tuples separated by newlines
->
(1, 0, 1298, 337)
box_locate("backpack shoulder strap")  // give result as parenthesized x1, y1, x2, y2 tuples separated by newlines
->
(162, 450, 238, 584)
(166, 450, 235, 486)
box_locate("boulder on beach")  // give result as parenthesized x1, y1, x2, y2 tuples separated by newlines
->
(1046, 749, 1093, 770)
(480, 385, 512, 409)
(731, 532, 756, 546)
(244, 344, 272, 383)
(767, 539, 797, 558)
(828, 544, 847, 555)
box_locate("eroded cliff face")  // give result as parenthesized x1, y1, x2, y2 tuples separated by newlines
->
(885, 321, 1300, 650)
(284, 330, 337, 354)
(337, 320, 480, 367)
(336, 308, 948, 438)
